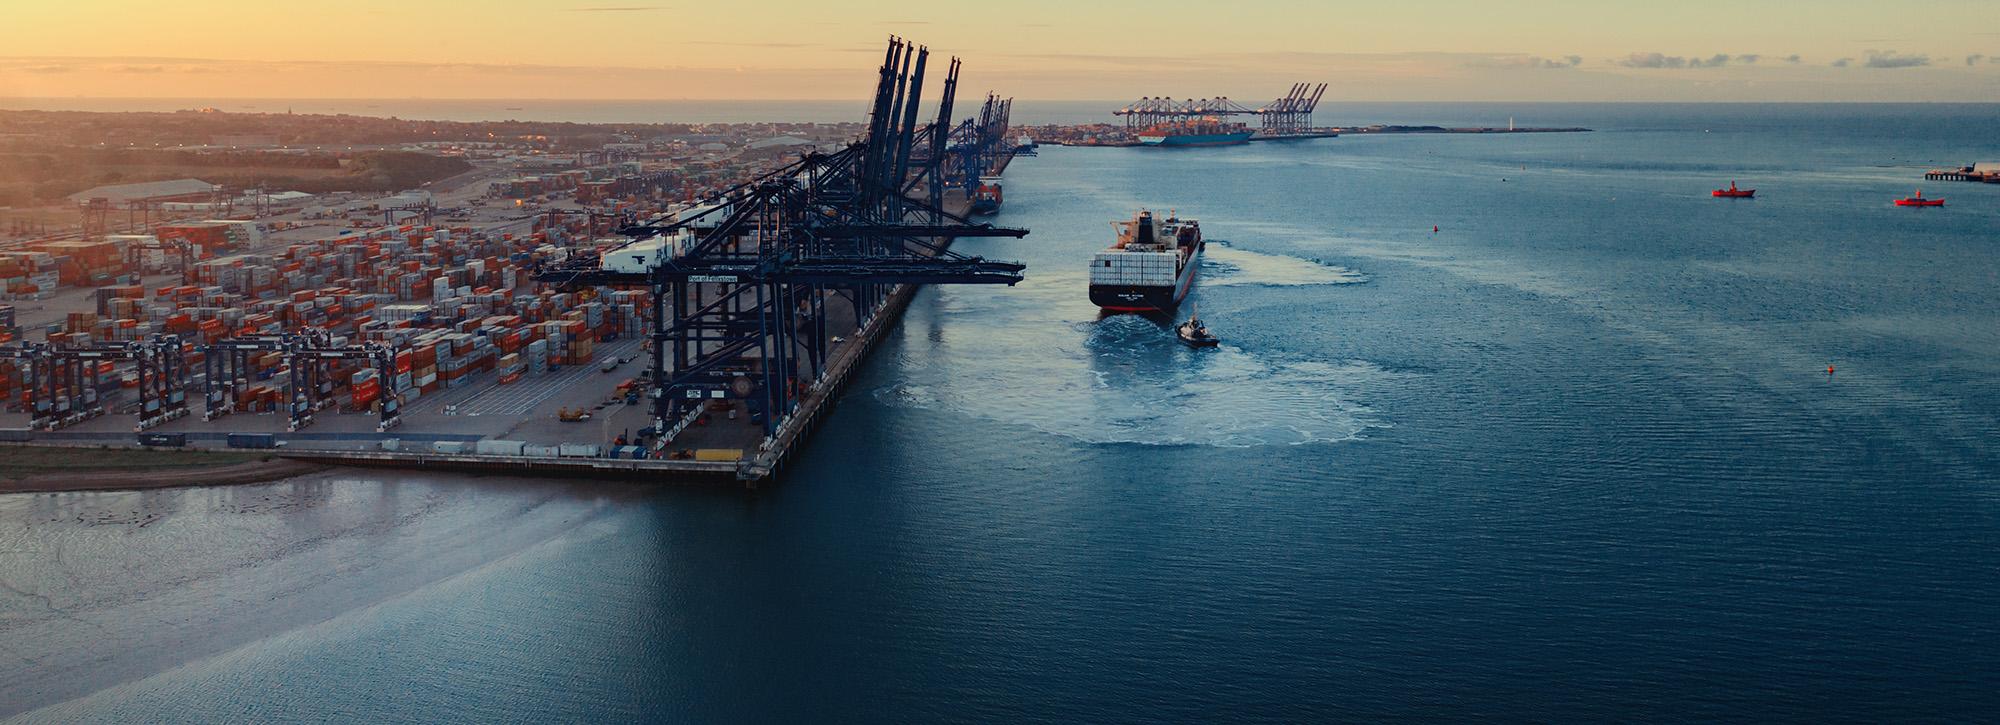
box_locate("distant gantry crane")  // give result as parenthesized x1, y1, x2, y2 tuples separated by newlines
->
(1257, 83, 1327, 136)
(1114, 96, 1259, 133)
(947, 93, 1014, 194)
(1114, 83, 1327, 137)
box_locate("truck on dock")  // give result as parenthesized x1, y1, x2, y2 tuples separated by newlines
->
(226, 433, 279, 449)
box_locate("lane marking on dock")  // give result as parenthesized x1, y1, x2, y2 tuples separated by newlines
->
(430, 339, 641, 417)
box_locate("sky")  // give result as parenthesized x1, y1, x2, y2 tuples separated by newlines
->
(3, 0, 1999, 102)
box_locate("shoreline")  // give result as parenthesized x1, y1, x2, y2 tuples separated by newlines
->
(0, 446, 329, 494)
(1340, 125, 1593, 134)
(1041, 125, 1591, 147)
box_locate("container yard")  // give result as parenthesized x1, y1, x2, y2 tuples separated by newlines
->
(0, 38, 1024, 487)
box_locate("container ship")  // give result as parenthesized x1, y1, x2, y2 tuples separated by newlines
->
(1088, 210, 1204, 312)
(969, 176, 1003, 215)
(1137, 121, 1254, 147)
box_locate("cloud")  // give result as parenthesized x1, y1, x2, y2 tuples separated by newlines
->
(1735, 54, 1760, 64)
(0, 55, 746, 77)
(1480, 55, 1582, 69)
(681, 41, 820, 49)
(1616, 52, 1741, 69)
(1832, 57, 1853, 67)
(1619, 52, 1686, 68)
(1782, 54, 1802, 64)
(1862, 50, 1930, 68)
(1967, 54, 1986, 67)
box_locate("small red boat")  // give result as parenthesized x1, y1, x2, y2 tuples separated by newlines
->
(1895, 189, 1945, 207)
(1712, 182, 1755, 198)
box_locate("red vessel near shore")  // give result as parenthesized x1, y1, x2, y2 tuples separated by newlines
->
(1712, 182, 1755, 198)
(1895, 189, 1945, 207)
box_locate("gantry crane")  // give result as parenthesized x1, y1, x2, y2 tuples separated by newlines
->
(536, 37, 1030, 449)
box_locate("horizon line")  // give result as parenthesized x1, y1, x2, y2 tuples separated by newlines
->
(6, 96, 2000, 105)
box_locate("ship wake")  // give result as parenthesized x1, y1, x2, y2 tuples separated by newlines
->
(877, 313, 1384, 448)
(1201, 241, 1368, 287)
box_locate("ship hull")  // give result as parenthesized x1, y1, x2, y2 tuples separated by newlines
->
(1090, 242, 1202, 312)
(1137, 131, 1255, 147)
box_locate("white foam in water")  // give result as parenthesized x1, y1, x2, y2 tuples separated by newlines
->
(1200, 241, 1368, 287)
(879, 308, 1386, 448)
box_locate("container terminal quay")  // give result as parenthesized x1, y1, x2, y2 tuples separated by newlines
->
(0, 44, 1404, 487)
(0, 39, 1044, 486)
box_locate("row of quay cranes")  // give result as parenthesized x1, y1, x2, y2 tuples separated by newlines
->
(535, 37, 1031, 452)
(1114, 82, 1328, 135)
(947, 93, 1015, 194)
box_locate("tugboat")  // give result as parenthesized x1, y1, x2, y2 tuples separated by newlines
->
(1712, 181, 1756, 198)
(1176, 311, 1218, 348)
(1895, 189, 1946, 207)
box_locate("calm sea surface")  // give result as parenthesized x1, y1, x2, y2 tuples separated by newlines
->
(3, 103, 1999, 722)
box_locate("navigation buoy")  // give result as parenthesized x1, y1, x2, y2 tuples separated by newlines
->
(1827, 364, 1835, 375)
(1433, 225, 1439, 233)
